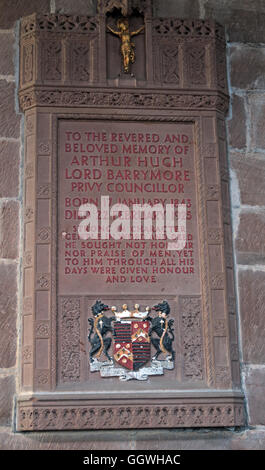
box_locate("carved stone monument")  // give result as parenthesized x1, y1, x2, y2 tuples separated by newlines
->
(17, 0, 245, 430)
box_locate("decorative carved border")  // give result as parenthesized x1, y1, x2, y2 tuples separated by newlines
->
(17, 398, 245, 430)
(21, 14, 99, 37)
(19, 87, 229, 112)
(152, 18, 225, 42)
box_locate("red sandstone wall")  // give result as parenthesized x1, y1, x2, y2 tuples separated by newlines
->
(0, 0, 265, 449)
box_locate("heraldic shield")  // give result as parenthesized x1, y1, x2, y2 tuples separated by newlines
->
(113, 320, 150, 371)
(88, 300, 175, 381)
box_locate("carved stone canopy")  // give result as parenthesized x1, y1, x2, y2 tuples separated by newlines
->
(97, 0, 151, 16)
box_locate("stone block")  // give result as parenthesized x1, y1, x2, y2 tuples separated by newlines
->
(153, 0, 200, 18)
(230, 45, 265, 90)
(230, 428, 265, 450)
(249, 94, 265, 150)
(245, 367, 265, 426)
(0, 81, 20, 139)
(230, 152, 265, 207)
(0, 141, 20, 198)
(0, 375, 15, 426)
(0, 264, 17, 368)
(0, 32, 15, 76)
(238, 270, 265, 364)
(0, 201, 20, 260)
(236, 212, 265, 264)
(204, 0, 265, 43)
(0, 0, 50, 28)
(55, 0, 95, 15)
(228, 95, 246, 149)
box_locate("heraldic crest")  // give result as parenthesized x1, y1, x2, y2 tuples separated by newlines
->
(88, 299, 175, 381)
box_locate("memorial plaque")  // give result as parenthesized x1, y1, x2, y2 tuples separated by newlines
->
(17, 0, 245, 430)
(58, 120, 199, 295)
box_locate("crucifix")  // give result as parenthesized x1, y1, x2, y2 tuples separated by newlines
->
(107, 18, 144, 73)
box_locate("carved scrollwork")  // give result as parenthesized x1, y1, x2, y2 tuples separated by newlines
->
(19, 88, 229, 112)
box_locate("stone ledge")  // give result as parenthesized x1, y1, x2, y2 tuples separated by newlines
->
(0, 427, 265, 449)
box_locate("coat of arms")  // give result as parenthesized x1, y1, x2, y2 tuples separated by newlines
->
(88, 300, 175, 381)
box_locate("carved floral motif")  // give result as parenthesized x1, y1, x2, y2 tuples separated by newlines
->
(36, 322, 50, 337)
(38, 142, 50, 155)
(180, 296, 203, 380)
(208, 228, 222, 244)
(36, 274, 50, 290)
(22, 346, 32, 362)
(60, 297, 81, 383)
(211, 273, 225, 290)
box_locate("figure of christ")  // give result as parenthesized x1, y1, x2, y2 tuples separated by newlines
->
(107, 18, 145, 73)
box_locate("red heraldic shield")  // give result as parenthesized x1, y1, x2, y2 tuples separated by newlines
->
(114, 320, 151, 371)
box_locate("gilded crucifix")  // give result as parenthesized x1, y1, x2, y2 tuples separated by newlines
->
(107, 18, 145, 73)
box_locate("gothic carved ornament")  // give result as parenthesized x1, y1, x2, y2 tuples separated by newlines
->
(17, 4, 244, 431)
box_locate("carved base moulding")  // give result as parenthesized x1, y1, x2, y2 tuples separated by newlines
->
(17, 395, 245, 431)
